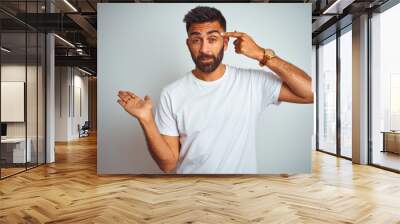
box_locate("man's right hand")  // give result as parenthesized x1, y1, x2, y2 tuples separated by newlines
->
(117, 90, 153, 123)
(117, 90, 179, 173)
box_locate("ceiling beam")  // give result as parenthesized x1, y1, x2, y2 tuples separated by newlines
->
(55, 55, 96, 71)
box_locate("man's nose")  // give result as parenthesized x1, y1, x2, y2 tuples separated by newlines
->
(200, 40, 212, 54)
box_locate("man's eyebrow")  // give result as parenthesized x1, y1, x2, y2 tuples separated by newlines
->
(189, 31, 201, 36)
(189, 30, 220, 36)
(207, 30, 220, 35)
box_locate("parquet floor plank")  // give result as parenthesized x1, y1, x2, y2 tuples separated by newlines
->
(1, 134, 399, 223)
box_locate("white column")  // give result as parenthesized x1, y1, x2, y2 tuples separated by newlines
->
(352, 14, 369, 164)
(45, 1, 56, 163)
(46, 33, 55, 163)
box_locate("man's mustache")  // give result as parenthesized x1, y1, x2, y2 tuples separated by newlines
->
(197, 54, 215, 61)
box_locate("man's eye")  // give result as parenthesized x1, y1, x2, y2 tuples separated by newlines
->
(209, 38, 217, 43)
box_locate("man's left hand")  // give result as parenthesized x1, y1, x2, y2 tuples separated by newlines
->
(222, 31, 264, 62)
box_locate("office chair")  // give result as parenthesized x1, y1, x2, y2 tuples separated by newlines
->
(78, 121, 90, 138)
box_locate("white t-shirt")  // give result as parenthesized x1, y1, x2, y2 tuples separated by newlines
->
(154, 64, 282, 174)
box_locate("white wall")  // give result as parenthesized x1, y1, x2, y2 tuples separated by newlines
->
(72, 72, 89, 138)
(55, 67, 69, 141)
(54, 67, 89, 141)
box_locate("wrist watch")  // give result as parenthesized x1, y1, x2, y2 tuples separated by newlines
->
(259, 48, 276, 67)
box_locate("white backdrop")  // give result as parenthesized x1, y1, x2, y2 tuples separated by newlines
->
(98, 3, 313, 174)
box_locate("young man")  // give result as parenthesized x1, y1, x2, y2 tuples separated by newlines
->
(117, 6, 313, 174)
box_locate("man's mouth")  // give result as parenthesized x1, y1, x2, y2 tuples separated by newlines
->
(200, 58, 213, 63)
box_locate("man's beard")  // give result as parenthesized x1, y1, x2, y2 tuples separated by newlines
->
(190, 47, 224, 73)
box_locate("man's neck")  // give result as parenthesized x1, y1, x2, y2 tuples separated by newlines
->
(192, 64, 226, 82)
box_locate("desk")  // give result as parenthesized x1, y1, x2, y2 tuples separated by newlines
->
(381, 131, 400, 154)
(1, 138, 31, 163)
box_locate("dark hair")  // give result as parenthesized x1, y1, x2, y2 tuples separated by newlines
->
(183, 6, 226, 32)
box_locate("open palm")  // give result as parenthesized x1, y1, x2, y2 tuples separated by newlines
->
(117, 90, 153, 122)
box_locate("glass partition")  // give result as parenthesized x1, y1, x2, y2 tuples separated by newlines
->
(0, 1, 46, 179)
(371, 3, 400, 171)
(339, 28, 352, 158)
(317, 35, 337, 155)
(1, 31, 28, 177)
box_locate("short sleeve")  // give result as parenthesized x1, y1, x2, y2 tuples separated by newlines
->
(255, 70, 283, 109)
(154, 89, 179, 136)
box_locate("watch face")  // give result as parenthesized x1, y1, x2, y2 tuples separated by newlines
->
(266, 49, 275, 58)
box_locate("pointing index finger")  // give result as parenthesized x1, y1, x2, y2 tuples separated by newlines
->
(222, 31, 244, 38)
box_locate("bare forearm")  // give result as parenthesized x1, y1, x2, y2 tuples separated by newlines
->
(266, 56, 313, 100)
(139, 118, 177, 172)
(221, 30, 313, 102)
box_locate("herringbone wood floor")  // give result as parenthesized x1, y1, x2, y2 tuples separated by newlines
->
(1, 134, 400, 224)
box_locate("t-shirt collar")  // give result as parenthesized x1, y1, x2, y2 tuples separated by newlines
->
(190, 64, 230, 87)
